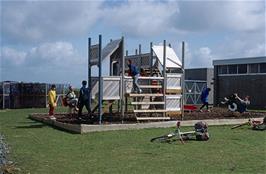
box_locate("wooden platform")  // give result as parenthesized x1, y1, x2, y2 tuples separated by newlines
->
(127, 93, 163, 97)
(131, 101, 165, 105)
(133, 109, 167, 113)
(139, 85, 162, 88)
(136, 117, 170, 121)
(166, 88, 182, 94)
(167, 111, 182, 117)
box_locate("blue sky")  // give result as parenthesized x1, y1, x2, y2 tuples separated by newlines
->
(1, 0, 265, 87)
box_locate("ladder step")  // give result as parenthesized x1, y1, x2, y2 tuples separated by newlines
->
(131, 102, 165, 105)
(139, 85, 162, 89)
(125, 76, 164, 80)
(133, 109, 167, 113)
(128, 93, 163, 97)
(136, 117, 170, 120)
(166, 88, 182, 94)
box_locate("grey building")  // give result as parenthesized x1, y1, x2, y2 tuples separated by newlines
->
(213, 56, 266, 109)
(185, 68, 214, 105)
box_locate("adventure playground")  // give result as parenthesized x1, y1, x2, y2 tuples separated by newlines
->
(25, 35, 266, 133)
(0, 35, 265, 174)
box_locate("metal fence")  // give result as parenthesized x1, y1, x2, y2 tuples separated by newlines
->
(184, 80, 207, 105)
(0, 82, 69, 109)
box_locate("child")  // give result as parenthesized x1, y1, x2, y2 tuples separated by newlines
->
(199, 88, 211, 112)
(127, 60, 142, 93)
(66, 86, 79, 114)
(78, 81, 90, 118)
(48, 84, 56, 120)
(221, 93, 250, 113)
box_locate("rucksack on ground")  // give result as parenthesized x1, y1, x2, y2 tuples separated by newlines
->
(194, 121, 209, 141)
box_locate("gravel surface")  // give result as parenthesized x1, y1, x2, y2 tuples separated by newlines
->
(0, 134, 9, 174)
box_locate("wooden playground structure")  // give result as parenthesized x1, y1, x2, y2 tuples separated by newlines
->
(88, 35, 185, 124)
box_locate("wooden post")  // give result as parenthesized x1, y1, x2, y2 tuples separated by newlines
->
(181, 41, 185, 120)
(88, 37, 92, 112)
(150, 42, 153, 76)
(138, 44, 142, 110)
(98, 35, 103, 124)
(45, 83, 47, 107)
(121, 36, 125, 123)
(163, 40, 167, 116)
(2, 83, 5, 109)
(149, 42, 153, 104)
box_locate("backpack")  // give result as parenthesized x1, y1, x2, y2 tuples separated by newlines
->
(194, 121, 209, 141)
(62, 97, 68, 106)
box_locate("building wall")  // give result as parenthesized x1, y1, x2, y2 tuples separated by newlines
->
(214, 67, 266, 109)
(213, 57, 266, 109)
(185, 68, 207, 81)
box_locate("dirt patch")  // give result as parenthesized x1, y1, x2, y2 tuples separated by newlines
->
(30, 107, 265, 125)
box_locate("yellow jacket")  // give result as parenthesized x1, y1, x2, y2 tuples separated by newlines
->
(48, 89, 56, 107)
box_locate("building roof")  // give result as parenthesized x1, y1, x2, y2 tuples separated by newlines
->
(213, 56, 266, 66)
(152, 45, 182, 68)
(102, 39, 122, 59)
(90, 39, 122, 65)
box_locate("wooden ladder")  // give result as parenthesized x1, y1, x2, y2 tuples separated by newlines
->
(127, 77, 169, 121)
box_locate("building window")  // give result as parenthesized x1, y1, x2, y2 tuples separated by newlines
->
(228, 65, 237, 74)
(218, 65, 227, 74)
(238, 64, 247, 74)
(249, 64, 259, 73)
(260, 63, 266, 73)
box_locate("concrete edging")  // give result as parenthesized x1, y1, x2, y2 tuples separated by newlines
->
(29, 114, 264, 134)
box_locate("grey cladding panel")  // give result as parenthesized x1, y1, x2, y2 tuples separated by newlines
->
(102, 39, 121, 59)
(90, 44, 99, 62)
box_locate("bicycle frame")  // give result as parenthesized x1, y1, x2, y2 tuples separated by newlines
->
(150, 122, 196, 144)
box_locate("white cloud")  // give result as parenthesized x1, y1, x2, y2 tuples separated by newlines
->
(2, 0, 264, 42)
(103, 1, 179, 37)
(1, 47, 27, 65)
(185, 46, 214, 68)
(2, 41, 84, 67)
(173, 1, 265, 32)
(2, 1, 103, 43)
(244, 43, 266, 57)
(1, 42, 87, 86)
(1, 0, 265, 84)
(27, 42, 84, 66)
(214, 32, 266, 59)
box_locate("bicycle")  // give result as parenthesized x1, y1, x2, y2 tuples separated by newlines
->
(150, 122, 197, 144)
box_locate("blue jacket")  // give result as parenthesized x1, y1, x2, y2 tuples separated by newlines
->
(79, 86, 89, 101)
(128, 64, 139, 76)
(201, 88, 209, 103)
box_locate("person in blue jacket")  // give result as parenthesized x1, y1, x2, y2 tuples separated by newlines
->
(199, 88, 211, 112)
(127, 60, 142, 93)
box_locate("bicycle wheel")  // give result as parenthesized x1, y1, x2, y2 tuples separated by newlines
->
(150, 133, 174, 143)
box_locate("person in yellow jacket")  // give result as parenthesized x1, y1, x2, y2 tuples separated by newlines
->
(48, 84, 57, 120)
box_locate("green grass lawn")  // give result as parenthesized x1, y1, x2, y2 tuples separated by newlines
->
(0, 108, 266, 174)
